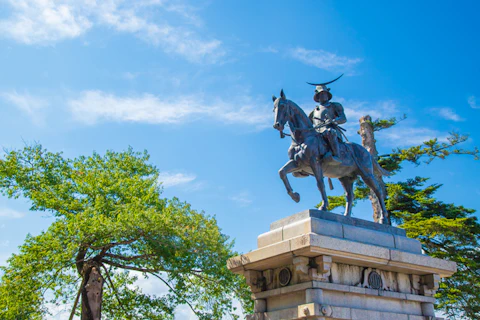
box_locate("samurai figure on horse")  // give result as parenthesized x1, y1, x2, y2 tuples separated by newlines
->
(272, 75, 390, 224)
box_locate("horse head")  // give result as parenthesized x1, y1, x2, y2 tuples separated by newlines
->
(272, 89, 312, 134)
(272, 89, 291, 132)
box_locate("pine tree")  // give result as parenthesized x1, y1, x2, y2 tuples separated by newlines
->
(323, 116, 479, 319)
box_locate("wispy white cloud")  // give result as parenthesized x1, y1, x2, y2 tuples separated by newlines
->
(430, 107, 464, 122)
(468, 95, 479, 109)
(0, 241, 10, 247)
(289, 47, 363, 73)
(260, 46, 279, 53)
(68, 90, 271, 129)
(122, 71, 140, 80)
(128, 270, 169, 295)
(303, 98, 399, 135)
(0, 0, 92, 44)
(342, 99, 399, 124)
(0, 207, 26, 219)
(0, 0, 224, 63)
(0, 90, 48, 123)
(376, 126, 446, 146)
(229, 191, 253, 207)
(158, 172, 197, 188)
(0, 253, 9, 267)
(299, 97, 448, 148)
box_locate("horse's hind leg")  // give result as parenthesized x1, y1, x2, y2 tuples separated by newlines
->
(279, 160, 301, 202)
(310, 157, 328, 211)
(360, 173, 389, 224)
(339, 176, 355, 217)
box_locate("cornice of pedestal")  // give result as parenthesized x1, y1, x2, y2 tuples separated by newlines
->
(228, 232, 456, 277)
(229, 210, 456, 277)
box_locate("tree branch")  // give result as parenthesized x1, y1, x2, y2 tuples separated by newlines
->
(87, 238, 139, 251)
(103, 253, 156, 262)
(148, 273, 202, 318)
(100, 263, 132, 319)
(102, 258, 203, 317)
(101, 259, 159, 273)
(69, 277, 86, 320)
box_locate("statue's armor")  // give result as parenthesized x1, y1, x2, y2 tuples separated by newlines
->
(309, 102, 346, 161)
(309, 102, 346, 137)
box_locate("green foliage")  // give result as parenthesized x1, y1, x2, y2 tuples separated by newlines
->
(385, 177, 480, 319)
(323, 179, 369, 212)
(318, 115, 479, 318)
(378, 132, 479, 172)
(371, 114, 406, 132)
(0, 144, 252, 319)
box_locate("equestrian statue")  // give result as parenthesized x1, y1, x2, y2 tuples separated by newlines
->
(272, 75, 390, 224)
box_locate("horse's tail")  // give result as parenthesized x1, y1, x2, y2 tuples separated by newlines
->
(373, 160, 391, 177)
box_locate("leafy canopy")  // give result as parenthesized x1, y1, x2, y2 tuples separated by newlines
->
(0, 144, 252, 319)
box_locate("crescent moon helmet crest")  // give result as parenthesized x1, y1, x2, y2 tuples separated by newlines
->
(306, 74, 344, 86)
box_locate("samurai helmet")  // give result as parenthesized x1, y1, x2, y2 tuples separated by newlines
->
(307, 74, 343, 103)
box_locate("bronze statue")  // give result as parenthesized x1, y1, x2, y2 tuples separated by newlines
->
(308, 74, 346, 165)
(272, 83, 390, 224)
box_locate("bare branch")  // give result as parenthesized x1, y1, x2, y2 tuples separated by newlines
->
(149, 273, 202, 318)
(69, 277, 86, 320)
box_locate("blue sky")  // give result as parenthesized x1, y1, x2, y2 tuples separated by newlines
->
(0, 0, 479, 318)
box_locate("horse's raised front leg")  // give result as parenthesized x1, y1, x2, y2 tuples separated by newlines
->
(339, 176, 355, 217)
(278, 160, 301, 202)
(309, 157, 328, 211)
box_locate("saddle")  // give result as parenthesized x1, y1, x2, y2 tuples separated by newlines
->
(291, 141, 354, 178)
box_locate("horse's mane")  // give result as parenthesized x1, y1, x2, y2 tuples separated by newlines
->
(287, 99, 313, 128)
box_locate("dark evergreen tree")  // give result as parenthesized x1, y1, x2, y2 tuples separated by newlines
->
(322, 116, 479, 319)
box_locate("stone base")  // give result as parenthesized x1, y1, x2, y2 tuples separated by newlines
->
(228, 210, 456, 320)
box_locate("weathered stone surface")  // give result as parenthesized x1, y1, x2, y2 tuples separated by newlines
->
(315, 255, 332, 274)
(254, 299, 266, 313)
(393, 234, 423, 254)
(421, 302, 435, 317)
(270, 210, 406, 236)
(230, 233, 456, 277)
(330, 263, 362, 287)
(405, 293, 436, 303)
(249, 279, 443, 319)
(389, 250, 456, 277)
(422, 273, 440, 290)
(245, 270, 264, 293)
(350, 308, 409, 320)
(343, 224, 395, 248)
(305, 288, 323, 303)
(283, 217, 344, 241)
(257, 227, 283, 248)
(293, 233, 391, 262)
(231, 211, 456, 320)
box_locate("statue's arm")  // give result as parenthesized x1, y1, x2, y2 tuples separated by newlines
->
(334, 103, 347, 124)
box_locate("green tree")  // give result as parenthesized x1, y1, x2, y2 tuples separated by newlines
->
(0, 144, 252, 320)
(323, 116, 480, 319)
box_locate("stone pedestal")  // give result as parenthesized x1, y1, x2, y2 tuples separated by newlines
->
(227, 210, 456, 320)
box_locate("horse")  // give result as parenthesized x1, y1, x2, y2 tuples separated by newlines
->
(272, 89, 390, 224)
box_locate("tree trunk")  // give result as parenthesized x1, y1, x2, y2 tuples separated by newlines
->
(358, 115, 388, 224)
(81, 264, 104, 320)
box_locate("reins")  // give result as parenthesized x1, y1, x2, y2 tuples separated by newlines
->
(278, 101, 349, 143)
